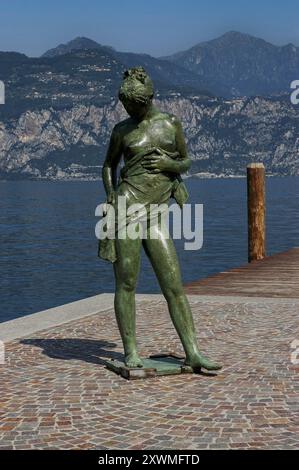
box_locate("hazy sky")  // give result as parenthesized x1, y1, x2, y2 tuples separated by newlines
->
(0, 0, 298, 57)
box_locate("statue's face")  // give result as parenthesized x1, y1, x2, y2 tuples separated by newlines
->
(121, 98, 151, 120)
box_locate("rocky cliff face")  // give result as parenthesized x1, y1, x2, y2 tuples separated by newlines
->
(1, 94, 298, 180)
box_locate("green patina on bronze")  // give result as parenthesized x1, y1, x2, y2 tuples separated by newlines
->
(100, 66, 222, 373)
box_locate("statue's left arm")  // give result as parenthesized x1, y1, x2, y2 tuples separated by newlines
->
(172, 118, 191, 173)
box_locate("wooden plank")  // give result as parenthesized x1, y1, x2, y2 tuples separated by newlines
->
(184, 247, 299, 298)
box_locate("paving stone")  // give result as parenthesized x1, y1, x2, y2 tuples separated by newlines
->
(0, 297, 298, 449)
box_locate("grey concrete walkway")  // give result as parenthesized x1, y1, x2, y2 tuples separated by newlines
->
(2, 293, 299, 343)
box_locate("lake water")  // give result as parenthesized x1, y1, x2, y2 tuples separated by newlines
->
(0, 177, 298, 322)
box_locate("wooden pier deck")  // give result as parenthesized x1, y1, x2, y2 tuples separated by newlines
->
(184, 247, 299, 298)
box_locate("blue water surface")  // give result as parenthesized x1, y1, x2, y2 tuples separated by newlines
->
(0, 177, 298, 322)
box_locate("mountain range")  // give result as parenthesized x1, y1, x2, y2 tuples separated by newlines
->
(43, 32, 299, 98)
(0, 32, 298, 180)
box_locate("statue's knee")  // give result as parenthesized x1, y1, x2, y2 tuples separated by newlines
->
(117, 258, 137, 292)
(122, 277, 137, 292)
(163, 284, 184, 301)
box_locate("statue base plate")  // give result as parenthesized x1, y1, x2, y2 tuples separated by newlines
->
(104, 354, 193, 380)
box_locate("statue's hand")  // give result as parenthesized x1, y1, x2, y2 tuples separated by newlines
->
(106, 191, 116, 205)
(142, 150, 175, 173)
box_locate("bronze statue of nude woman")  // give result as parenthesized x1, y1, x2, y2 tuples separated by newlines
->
(100, 66, 221, 372)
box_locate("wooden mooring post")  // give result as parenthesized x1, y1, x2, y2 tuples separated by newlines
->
(247, 163, 266, 262)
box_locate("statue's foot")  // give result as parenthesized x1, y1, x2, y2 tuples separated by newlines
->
(125, 352, 143, 368)
(185, 353, 222, 372)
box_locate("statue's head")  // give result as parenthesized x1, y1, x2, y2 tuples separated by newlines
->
(118, 67, 154, 119)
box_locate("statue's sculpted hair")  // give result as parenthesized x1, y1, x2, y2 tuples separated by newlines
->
(118, 67, 154, 105)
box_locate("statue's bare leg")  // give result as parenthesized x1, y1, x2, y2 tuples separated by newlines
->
(143, 221, 222, 371)
(113, 235, 143, 368)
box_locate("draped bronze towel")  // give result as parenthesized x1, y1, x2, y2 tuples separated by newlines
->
(98, 147, 189, 263)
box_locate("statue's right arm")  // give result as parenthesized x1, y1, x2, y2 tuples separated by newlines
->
(102, 126, 123, 203)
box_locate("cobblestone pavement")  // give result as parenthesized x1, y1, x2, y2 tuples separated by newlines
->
(0, 297, 298, 449)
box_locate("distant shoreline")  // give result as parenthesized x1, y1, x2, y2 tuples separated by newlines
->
(1, 173, 298, 182)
